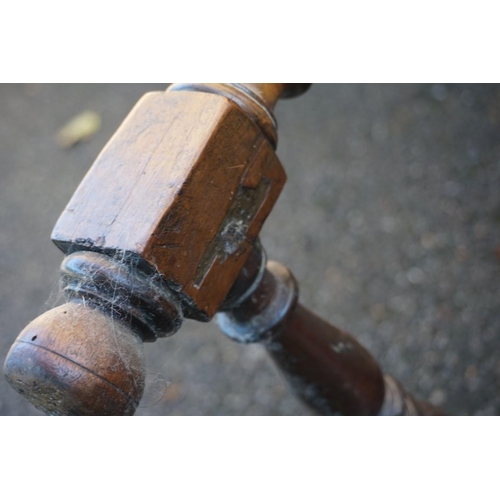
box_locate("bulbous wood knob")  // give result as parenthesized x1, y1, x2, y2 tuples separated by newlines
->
(4, 302, 145, 416)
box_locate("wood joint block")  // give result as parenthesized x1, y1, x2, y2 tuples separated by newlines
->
(52, 90, 286, 320)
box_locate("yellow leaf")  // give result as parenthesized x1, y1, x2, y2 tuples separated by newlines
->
(56, 110, 101, 148)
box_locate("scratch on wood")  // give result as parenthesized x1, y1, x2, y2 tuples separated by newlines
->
(193, 178, 270, 287)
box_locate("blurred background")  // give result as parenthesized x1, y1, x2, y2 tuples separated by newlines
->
(0, 83, 499, 416)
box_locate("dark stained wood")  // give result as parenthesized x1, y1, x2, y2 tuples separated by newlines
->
(266, 304, 386, 416)
(219, 261, 387, 416)
(218, 259, 444, 416)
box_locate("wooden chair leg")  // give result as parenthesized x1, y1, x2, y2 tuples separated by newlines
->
(218, 254, 445, 416)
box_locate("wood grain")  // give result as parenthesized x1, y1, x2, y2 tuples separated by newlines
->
(4, 302, 145, 416)
(52, 90, 286, 320)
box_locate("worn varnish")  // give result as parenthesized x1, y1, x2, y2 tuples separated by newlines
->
(217, 259, 444, 416)
(267, 304, 385, 416)
(218, 260, 385, 415)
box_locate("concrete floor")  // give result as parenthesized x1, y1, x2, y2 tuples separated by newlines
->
(1, 83, 499, 416)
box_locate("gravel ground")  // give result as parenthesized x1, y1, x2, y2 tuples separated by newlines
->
(0, 83, 499, 416)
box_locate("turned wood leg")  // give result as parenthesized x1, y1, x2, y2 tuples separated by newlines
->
(218, 258, 445, 416)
